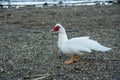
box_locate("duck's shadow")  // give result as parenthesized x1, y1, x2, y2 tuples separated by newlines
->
(57, 51, 114, 64)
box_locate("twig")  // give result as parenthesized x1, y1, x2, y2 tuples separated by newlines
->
(32, 75, 49, 80)
(23, 73, 53, 80)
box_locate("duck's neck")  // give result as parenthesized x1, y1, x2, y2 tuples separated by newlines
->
(58, 26, 68, 44)
(58, 30, 68, 44)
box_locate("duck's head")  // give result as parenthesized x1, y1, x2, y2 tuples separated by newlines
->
(50, 23, 65, 33)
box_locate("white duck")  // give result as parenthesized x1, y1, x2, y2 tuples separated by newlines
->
(51, 23, 111, 64)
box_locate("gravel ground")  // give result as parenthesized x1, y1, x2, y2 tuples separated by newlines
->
(0, 5, 120, 80)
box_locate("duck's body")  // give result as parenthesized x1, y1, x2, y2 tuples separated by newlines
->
(51, 23, 111, 64)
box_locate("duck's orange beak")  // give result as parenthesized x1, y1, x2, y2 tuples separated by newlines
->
(50, 29, 54, 32)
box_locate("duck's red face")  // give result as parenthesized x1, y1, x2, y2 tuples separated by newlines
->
(51, 26, 60, 32)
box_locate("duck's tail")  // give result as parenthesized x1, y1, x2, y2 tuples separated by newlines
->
(97, 45, 111, 52)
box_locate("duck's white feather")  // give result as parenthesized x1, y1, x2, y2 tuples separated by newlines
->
(58, 36, 111, 55)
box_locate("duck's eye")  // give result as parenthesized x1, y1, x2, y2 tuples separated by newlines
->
(54, 26, 60, 31)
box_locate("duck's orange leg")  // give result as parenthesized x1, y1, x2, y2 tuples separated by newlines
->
(64, 54, 80, 64)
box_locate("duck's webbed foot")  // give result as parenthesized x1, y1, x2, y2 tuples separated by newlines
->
(64, 54, 80, 64)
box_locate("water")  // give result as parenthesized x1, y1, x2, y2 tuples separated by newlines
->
(0, 0, 117, 8)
